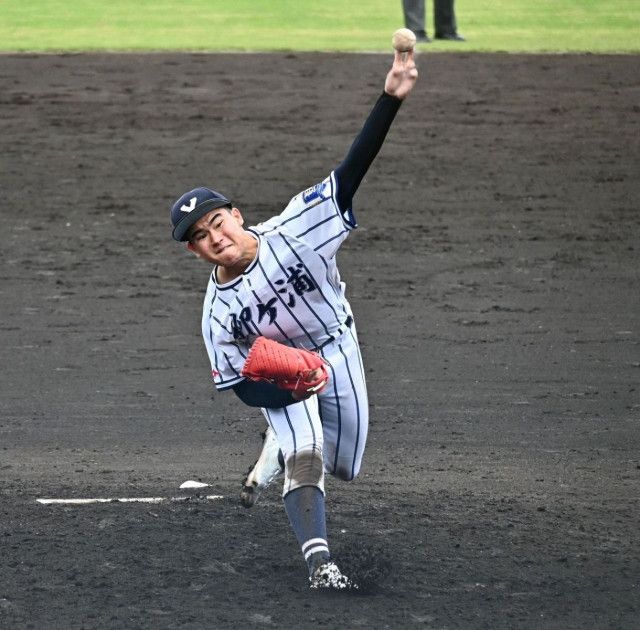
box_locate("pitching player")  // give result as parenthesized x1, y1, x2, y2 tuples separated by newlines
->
(170, 50, 418, 590)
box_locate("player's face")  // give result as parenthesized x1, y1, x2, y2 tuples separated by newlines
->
(186, 207, 257, 271)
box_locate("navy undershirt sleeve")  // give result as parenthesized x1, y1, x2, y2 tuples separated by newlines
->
(232, 379, 296, 408)
(334, 92, 403, 213)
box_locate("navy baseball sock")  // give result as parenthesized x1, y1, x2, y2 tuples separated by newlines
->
(283, 486, 330, 575)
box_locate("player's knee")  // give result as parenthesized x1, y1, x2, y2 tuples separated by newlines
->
(284, 446, 324, 491)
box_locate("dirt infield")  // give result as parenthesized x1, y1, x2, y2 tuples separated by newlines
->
(1, 52, 639, 629)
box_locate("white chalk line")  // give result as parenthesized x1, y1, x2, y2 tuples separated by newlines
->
(37, 495, 224, 505)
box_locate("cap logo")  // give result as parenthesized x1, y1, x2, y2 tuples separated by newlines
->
(180, 197, 197, 213)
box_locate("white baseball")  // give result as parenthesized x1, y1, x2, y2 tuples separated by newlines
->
(392, 28, 416, 52)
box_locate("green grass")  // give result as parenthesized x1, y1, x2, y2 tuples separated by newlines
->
(1, 0, 639, 53)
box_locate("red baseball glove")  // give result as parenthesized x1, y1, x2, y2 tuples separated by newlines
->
(241, 337, 329, 397)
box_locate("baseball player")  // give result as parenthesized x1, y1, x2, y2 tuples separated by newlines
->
(170, 50, 418, 590)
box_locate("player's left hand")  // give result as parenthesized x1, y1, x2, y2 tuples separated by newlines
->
(384, 49, 418, 101)
(291, 368, 328, 400)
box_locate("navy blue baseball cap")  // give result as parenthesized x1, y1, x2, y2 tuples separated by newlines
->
(170, 187, 231, 241)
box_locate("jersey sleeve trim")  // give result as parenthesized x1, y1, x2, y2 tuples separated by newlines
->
(215, 375, 246, 391)
(330, 170, 357, 230)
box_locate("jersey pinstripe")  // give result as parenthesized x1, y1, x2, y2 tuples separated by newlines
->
(201, 172, 357, 391)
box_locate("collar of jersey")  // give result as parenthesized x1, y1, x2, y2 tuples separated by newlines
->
(212, 229, 261, 289)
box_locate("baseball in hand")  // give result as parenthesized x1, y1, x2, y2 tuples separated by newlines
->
(392, 28, 416, 52)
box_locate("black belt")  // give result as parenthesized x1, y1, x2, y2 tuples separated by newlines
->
(314, 316, 353, 352)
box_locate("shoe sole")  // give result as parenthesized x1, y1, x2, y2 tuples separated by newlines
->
(240, 465, 282, 508)
(240, 484, 257, 508)
(240, 463, 259, 508)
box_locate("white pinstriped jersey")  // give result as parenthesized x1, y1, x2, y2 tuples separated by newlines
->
(201, 172, 357, 391)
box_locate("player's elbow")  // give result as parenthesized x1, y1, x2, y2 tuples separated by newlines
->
(232, 380, 295, 408)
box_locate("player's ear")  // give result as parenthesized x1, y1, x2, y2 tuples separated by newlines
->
(230, 206, 244, 225)
(186, 241, 200, 257)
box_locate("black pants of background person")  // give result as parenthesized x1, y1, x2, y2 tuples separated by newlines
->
(402, 0, 463, 41)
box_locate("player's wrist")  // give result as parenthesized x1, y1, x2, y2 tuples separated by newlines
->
(381, 90, 402, 102)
